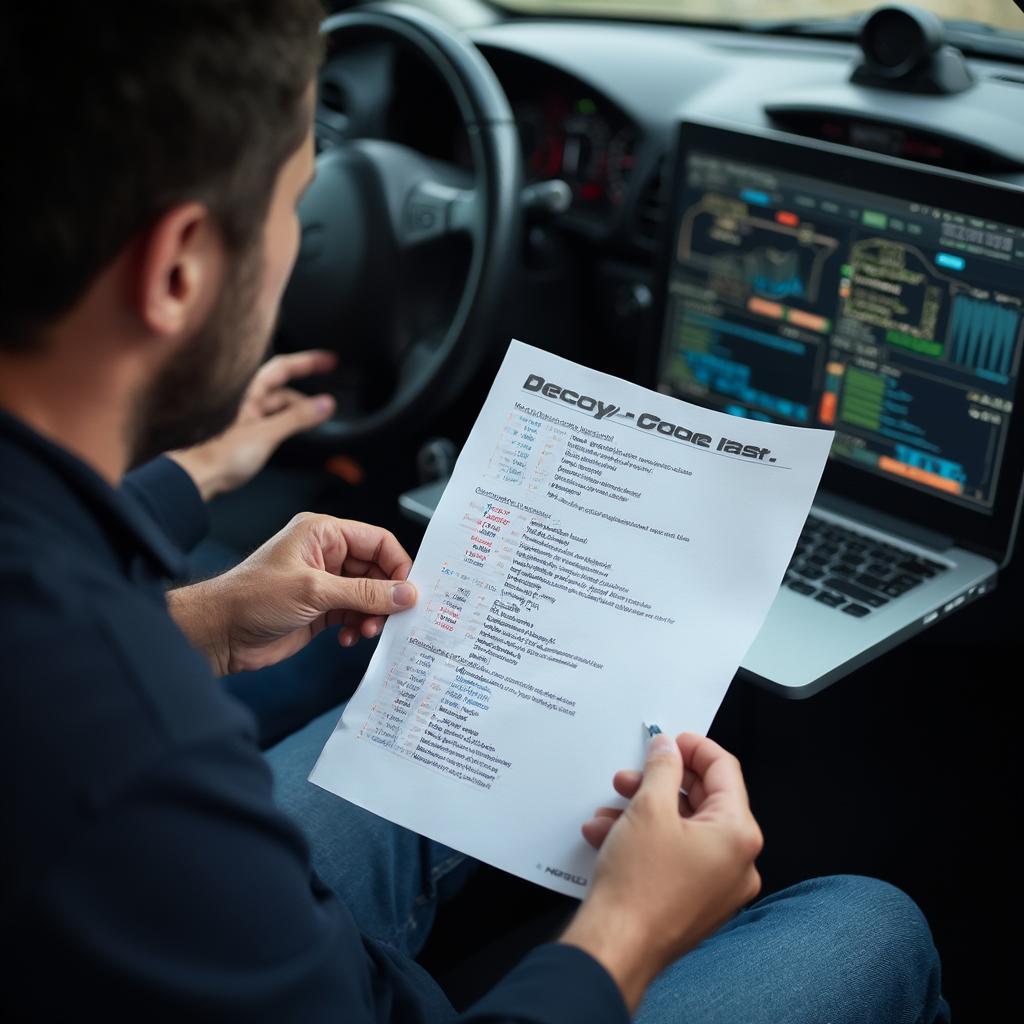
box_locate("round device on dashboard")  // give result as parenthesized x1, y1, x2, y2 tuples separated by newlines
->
(859, 5, 944, 78)
(851, 4, 974, 95)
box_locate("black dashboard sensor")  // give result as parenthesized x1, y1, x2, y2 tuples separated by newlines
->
(852, 4, 975, 95)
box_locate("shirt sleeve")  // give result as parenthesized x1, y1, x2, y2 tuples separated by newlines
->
(122, 456, 208, 556)
(461, 944, 631, 1024)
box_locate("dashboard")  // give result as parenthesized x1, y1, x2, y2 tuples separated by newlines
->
(468, 20, 1024, 243)
(375, 44, 645, 223)
(483, 51, 640, 215)
(324, 11, 1024, 455)
(358, 19, 1023, 247)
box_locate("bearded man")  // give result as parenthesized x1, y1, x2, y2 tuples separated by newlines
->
(3, 3, 947, 1022)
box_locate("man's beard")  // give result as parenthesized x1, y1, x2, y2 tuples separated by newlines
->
(130, 247, 266, 467)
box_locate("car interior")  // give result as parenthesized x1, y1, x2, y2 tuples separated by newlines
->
(203, 1, 1024, 1015)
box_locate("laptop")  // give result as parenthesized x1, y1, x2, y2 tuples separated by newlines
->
(400, 117, 1024, 699)
(654, 118, 1024, 697)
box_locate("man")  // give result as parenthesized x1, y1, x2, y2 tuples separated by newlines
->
(4, 3, 948, 1021)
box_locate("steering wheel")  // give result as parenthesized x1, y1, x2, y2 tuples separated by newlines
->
(277, 2, 521, 444)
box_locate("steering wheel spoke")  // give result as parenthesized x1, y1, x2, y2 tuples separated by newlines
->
(348, 139, 480, 252)
(395, 332, 445, 390)
(402, 175, 481, 249)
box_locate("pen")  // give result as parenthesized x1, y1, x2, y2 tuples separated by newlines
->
(643, 721, 689, 799)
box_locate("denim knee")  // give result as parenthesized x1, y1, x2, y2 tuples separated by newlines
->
(635, 873, 947, 1024)
(764, 874, 944, 1023)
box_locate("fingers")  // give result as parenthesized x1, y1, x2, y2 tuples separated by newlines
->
(326, 606, 381, 629)
(333, 521, 414, 582)
(310, 520, 415, 641)
(581, 815, 617, 849)
(260, 393, 336, 447)
(259, 386, 307, 417)
(294, 515, 413, 584)
(636, 733, 683, 809)
(254, 350, 337, 393)
(613, 765, 700, 803)
(333, 608, 387, 647)
(340, 559, 391, 581)
(675, 734, 749, 817)
(282, 515, 417, 644)
(339, 625, 363, 648)
(314, 574, 418, 617)
(613, 769, 642, 799)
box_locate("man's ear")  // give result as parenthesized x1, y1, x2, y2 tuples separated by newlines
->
(135, 203, 222, 338)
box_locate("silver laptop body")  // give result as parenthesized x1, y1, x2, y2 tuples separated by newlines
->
(742, 496, 999, 697)
(657, 119, 1024, 696)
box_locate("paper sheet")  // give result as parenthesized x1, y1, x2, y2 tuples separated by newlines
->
(310, 340, 833, 896)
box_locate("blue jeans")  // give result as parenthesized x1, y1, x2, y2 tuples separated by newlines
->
(267, 705, 951, 1023)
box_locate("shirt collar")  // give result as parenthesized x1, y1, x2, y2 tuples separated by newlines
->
(0, 407, 190, 580)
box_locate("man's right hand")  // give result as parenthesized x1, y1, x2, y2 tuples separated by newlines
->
(560, 733, 763, 1013)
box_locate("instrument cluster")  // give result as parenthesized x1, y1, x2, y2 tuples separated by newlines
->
(483, 50, 640, 219)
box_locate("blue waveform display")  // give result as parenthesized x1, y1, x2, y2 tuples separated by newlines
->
(949, 295, 1020, 382)
(894, 444, 967, 484)
(683, 352, 809, 422)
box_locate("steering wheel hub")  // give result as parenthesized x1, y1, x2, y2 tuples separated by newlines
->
(276, 3, 522, 444)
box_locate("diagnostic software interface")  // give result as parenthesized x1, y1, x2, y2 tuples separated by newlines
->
(659, 150, 1023, 511)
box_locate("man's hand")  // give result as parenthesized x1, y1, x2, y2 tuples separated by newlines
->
(168, 513, 417, 676)
(560, 733, 763, 1013)
(168, 350, 338, 501)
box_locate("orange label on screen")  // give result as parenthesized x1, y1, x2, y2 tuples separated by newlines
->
(878, 456, 962, 495)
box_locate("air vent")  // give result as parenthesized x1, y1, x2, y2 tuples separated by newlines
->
(766, 107, 1022, 172)
(634, 156, 669, 244)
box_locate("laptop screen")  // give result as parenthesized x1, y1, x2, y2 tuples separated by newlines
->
(657, 143, 1024, 514)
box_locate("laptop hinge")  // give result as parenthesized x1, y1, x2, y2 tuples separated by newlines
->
(814, 491, 955, 553)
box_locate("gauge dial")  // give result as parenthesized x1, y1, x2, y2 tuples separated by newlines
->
(607, 127, 638, 205)
(563, 108, 611, 203)
(512, 91, 639, 214)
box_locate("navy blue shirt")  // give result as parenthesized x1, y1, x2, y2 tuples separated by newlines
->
(122, 452, 210, 556)
(4, 409, 627, 1023)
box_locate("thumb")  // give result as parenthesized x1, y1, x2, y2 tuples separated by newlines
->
(264, 393, 335, 445)
(313, 575, 418, 616)
(638, 733, 683, 808)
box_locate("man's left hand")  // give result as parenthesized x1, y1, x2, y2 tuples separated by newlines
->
(168, 350, 339, 501)
(168, 513, 417, 676)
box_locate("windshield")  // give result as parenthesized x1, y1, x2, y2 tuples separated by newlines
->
(493, 1, 1024, 35)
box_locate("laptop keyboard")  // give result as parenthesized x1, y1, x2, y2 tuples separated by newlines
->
(784, 515, 949, 617)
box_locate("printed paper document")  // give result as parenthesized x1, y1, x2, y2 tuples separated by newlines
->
(310, 340, 833, 896)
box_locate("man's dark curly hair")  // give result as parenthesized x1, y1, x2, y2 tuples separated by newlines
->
(0, 1, 325, 351)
